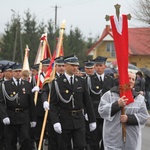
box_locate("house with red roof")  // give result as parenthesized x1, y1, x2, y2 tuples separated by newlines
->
(87, 25, 150, 68)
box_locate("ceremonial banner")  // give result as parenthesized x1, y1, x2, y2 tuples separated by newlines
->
(41, 35, 52, 59)
(110, 15, 134, 105)
(38, 20, 66, 150)
(34, 33, 51, 104)
(34, 34, 51, 65)
(42, 22, 65, 86)
(22, 45, 30, 71)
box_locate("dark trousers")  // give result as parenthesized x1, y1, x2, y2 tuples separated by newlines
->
(0, 121, 6, 149)
(6, 123, 31, 150)
(85, 120, 91, 150)
(61, 127, 86, 150)
(48, 120, 63, 150)
(30, 127, 36, 150)
(89, 118, 104, 150)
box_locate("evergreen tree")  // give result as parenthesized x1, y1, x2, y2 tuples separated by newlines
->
(0, 10, 99, 66)
(0, 13, 22, 62)
(22, 9, 39, 65)
(64, 26, 87, 66)
(47, 19, 59, 53)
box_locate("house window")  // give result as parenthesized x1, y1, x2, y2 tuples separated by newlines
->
(106, 42, 116, 57)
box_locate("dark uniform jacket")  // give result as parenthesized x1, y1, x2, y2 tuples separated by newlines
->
(50, 74, 96, 130)
(87, 73, 114, 118)
(0, 79, 36, 124)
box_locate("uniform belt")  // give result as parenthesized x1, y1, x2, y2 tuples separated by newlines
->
(70, 109, 83, 116)
(7, 107, 26, 113)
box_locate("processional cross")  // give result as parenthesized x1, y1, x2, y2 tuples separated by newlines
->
(105, 4, 132, 143)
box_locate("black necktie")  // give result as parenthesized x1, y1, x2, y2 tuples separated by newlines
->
(70, 76, 73, 87)
(17, 79, 20, 86)
(16, 79, 20, 104)
(100, 76, 103, 85)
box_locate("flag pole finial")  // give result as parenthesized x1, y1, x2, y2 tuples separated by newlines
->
(60, 20, 66, 30)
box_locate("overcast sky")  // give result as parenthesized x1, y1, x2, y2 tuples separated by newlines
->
(0, 0, 141, 38)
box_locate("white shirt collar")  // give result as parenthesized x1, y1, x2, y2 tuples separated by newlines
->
(65, 72, 74, 83)
(56, 72, 63, 77)
(4, 77, 8, 81)
(96, 73, 104, 81)
(13, 77, 21, 85)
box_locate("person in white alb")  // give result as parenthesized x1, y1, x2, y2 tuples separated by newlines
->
(98, 72, 149, 150)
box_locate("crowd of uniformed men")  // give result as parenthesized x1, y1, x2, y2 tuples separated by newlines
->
(0, 55, 148, 150)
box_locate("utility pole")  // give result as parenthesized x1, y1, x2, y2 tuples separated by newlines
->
(52, 4, 61, 51)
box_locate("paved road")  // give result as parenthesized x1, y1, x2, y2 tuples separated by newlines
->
(142, 125, 150, 150)
(42, 126, 150, 150)
(38, 123, 150, 150)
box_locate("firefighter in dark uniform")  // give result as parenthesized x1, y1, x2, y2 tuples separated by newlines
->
(30, 64, 39, 87)
(83, 60, 95, 77)
(55, 56, 65, 77)
(86, 56, 114, 150)
(31, 58, 50, 148)
(2, 62, 14, 81)
(50, 55, 96, 150)
(42, 56, 65, 150)
(82, 60, 95, 150)
(0, 63, 14, 150)
(28, 64, 39, 150)
(0, 62, 36, 150)
(31, 64, 39, 76)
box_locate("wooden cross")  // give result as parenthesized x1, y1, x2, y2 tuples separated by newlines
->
(105, 4, 131, 21)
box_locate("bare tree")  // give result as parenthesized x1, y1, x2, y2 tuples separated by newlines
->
(132, 0, 150, 26)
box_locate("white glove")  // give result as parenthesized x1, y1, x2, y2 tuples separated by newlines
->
(84, 113, 89, 121)
(31, 86, 40, 93)
(30, 121, 37, 128)
(89, 122, 96, 132)
(43, 101, 49, 111)
(53, 122, 62, 134)
(3, 117, 10, 125)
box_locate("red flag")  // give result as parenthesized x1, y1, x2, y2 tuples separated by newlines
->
(45, 51, 56, 79)
(34, 34, 52, 65)
(43, 40, 52, 59)
(44, 37, 64, 81)
(110, 15, 134, 105)
(40, 35, 46, 41)
(35, 73, 44, 88)
(33, 33, 52, 89)
(42, 21, 66, 86)
(41, 34, 52, 59)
